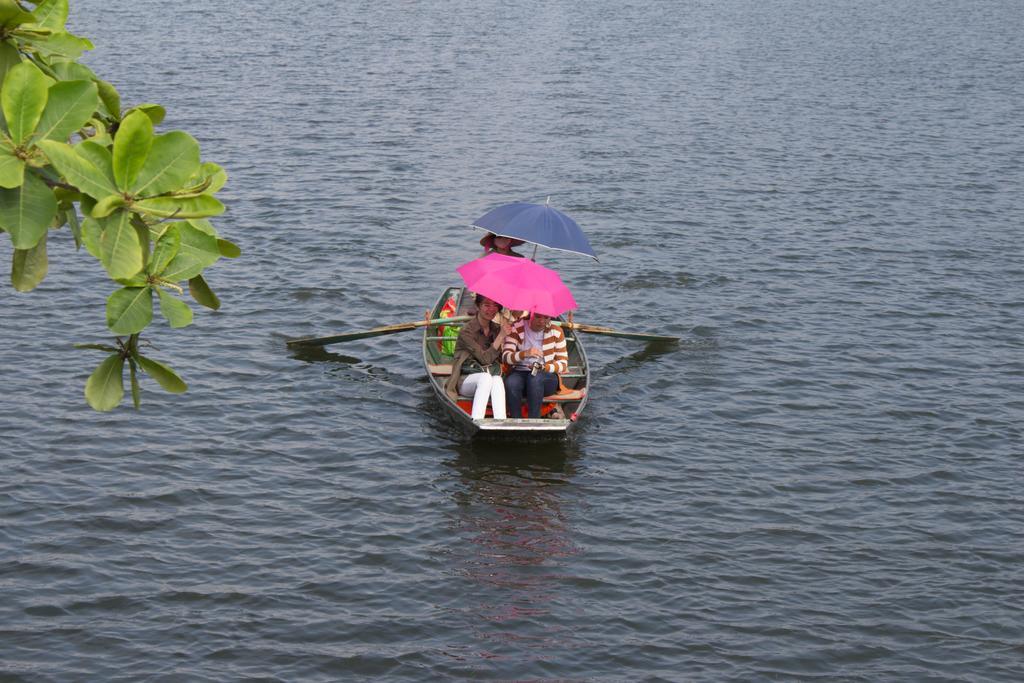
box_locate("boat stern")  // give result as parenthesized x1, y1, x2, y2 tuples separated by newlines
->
(473, 417, 572, 434)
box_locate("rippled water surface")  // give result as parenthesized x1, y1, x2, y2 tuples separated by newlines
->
(2, 1, 1023, 680)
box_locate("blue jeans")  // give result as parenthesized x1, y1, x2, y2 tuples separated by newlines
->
(505, 369, 558, 419)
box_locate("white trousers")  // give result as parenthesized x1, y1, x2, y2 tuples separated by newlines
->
(460, 372, 507, 420)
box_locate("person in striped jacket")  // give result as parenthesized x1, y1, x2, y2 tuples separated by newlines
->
(502, 312, 569, 418)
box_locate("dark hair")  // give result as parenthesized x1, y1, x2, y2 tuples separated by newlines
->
(474, 293, 503, 310)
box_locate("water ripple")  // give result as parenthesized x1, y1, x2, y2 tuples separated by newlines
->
(1, 0, 1023, 680)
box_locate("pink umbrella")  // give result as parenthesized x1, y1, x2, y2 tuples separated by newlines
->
(457, 253, 577, 317)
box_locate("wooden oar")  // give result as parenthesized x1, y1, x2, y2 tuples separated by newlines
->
(287, 315, 472, 348)
(557, 321, 679, 343)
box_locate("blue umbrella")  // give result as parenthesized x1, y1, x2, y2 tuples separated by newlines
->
(472, 201, 598, 260)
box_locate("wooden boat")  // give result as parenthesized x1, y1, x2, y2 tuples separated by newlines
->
(423, 286, 589, 436)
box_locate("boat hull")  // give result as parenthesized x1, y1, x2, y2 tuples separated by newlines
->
(422, 287, 589, 437)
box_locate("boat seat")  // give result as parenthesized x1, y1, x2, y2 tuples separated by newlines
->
(544, 387, 586, 402)
(427, 363, 454, 376)
(433, 363, 586, 403)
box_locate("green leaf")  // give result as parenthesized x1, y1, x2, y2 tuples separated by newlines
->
(97, 209, 144, 279)
(96, 80, 119, 118)
(28, 0, 68, 32)
(11, 231, 47, 291)
(189, 273, 220, 310)
(74, 343, 119, 353)
(128, 357, 140, 409)
(0, 41, 21, 98)
(75, 139, 116, 189)
(64, 205, 81, 248)
(53, 186, 80, 205)
(84, 353, 124, 411)
(91, 193, 125, 218)
(161, 220, 218, 281)
(136, 354, 187, 393)
(0, 140, 25, 188)
(157, 287, 193, 328)
(131, 212, 151, 263)
(34, 79, 98, 141)
(80, 215, 102, 259)
(200, 162, 227, 193)
(131, 130, 199, 196)
(25, 31, 93, 60)
(133, 194, 224, 219)
(179, 161, 227, 196)
(2, 60, 50, 143)
(79, 193, 95, 215)
(49, 205, 66, 228)
(9, 25, 52, 38)
(82, 116, 111, 145)
(217, 238, 241, 258)
(106, 285, 153, 335)
(129, 103, 164, 125)
(37, 139, 118, 199)
(0, 0, 35, 29)
(186, 218, 216, 235)
(49, 60, 96, 82)
(149, 223, 180, 274)
(112, 109, 152, 191)
(0, 170, 58, 248)
(114, 273, 147, 287)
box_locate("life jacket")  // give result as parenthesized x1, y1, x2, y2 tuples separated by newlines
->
(437, 294, 458, 356)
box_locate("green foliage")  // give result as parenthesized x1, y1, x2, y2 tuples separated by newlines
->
(0, 168, 56, 247)
(1, 1, 238, 410)
(136, 354, 187, 394)
(106, 285, 153, 335)
(11, 227, 44, 289)
(84, 352, 124, 411)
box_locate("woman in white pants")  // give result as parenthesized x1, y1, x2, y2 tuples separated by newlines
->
(460, 371, 506, 420)
(443, 295, 511, 419)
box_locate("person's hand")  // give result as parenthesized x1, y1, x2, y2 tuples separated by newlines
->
(525, 348, 542, 358)
(492, 323, 512, 349)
